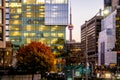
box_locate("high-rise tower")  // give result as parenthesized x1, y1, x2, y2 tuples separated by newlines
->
(6, 0, 68, 55)
(68, 2, 73, 42)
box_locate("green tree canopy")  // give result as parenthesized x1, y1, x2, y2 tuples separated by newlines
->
(16, 41, 55, 74)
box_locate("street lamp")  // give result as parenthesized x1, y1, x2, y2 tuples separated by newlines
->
(95, 8, 110, 17)
(85, 20, 88, 80)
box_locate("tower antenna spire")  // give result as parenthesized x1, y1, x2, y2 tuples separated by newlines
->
(70, 0, 72, 25)
(68, 0, 73, 42)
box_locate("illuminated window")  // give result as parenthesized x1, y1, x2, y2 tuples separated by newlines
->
(6, 3, 9, 7)
(23, 0, 36, 4)
(51, 38, 57, 44)
(39, 9, 44, 11)
(26, 38, 31, 44)
(51, 26, 58, 31)
(57, 45, 63, 49)
(58, 33, 64, 37)
(26, 15, 32, 18)
(10, 8, 16, 13)
(38, 38, 50, 44)
(9, 26, 20, 30)
(9, 3, 21, 7)
(10, 20, 21, 25)
(30, 33, 35, 36)
(37, 26, 50, 31)
(40, 6, 45, 9)
(43, 33, 50, 37)
(24, 33, 28, 36)
(51, 33, 57, 37)
(17, 8, 21, 14)
(24, 33, 35, 37)
(24, 25, 34, 31)
(45, 0, 50, 3)
(39, 15, 44, 18)
(52, 0, 67, 4)
(26, 12, 32, 15)
(10, 31, 21, 36)
(10, 15, 20, 19)
(36, 0, 45, 4)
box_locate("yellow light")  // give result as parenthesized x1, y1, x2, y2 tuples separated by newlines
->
(105, 72, 111, 78)
(51, 38, 57, 44)
(40, 12, 44, 15)
(36, 0, 45, 4)
(103, 9, 109, 15)
(23, 0, 27, 3)
(54, 59, 57, 64)
(6, 51, 9, 55)
(9, 3, 21, 7)
(102, 7, 110, 16)
(58, 33, 64, 37)
(10, 32, 21, 36)
(26, 15, 32, 17)
(26, 38, 31, 44)
(24, 33, 28, 36)
(12, 20, 21, 24)
(17, 9, 21, 13)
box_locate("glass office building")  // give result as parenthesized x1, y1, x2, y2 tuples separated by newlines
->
(6, 0, 68, 54)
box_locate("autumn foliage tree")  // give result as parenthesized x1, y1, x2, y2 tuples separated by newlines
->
(16, 41, 55, 74)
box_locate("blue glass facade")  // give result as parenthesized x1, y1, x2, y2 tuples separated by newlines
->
(45, 4, 68, 25)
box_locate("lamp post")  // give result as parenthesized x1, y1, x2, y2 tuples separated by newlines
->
(85, 20, 88, 80)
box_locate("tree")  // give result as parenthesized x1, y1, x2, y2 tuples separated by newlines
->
(16, 42, 55, 77)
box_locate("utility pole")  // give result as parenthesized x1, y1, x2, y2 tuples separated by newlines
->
(85, 21, 88, 80)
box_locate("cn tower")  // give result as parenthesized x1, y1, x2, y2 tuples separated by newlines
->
(68, 2, 73, 42)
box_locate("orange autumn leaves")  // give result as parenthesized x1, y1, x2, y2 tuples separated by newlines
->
(16, 41, 55, 73)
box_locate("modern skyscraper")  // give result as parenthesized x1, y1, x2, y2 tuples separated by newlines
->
(98, 11, 117, 66)
(6, 0, 68, 55)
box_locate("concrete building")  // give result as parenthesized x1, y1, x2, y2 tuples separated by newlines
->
(98, 10, 117, 66)
(0, 0, 6, 48)
(115, 8, 120, 66)
(66, 40, 81, 65)
(81, 16, 103, 64)
(0, 0, 7, 68)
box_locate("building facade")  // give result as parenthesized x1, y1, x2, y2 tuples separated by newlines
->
(0, 0, 6, 48)
(81, 16, 103, 64)
(104, 0, 120, 11)
(6, 0, 68, 55)
(66, 41, 81, 65)
(98, 11, 117, 66)
(115, 8, 120, 66)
